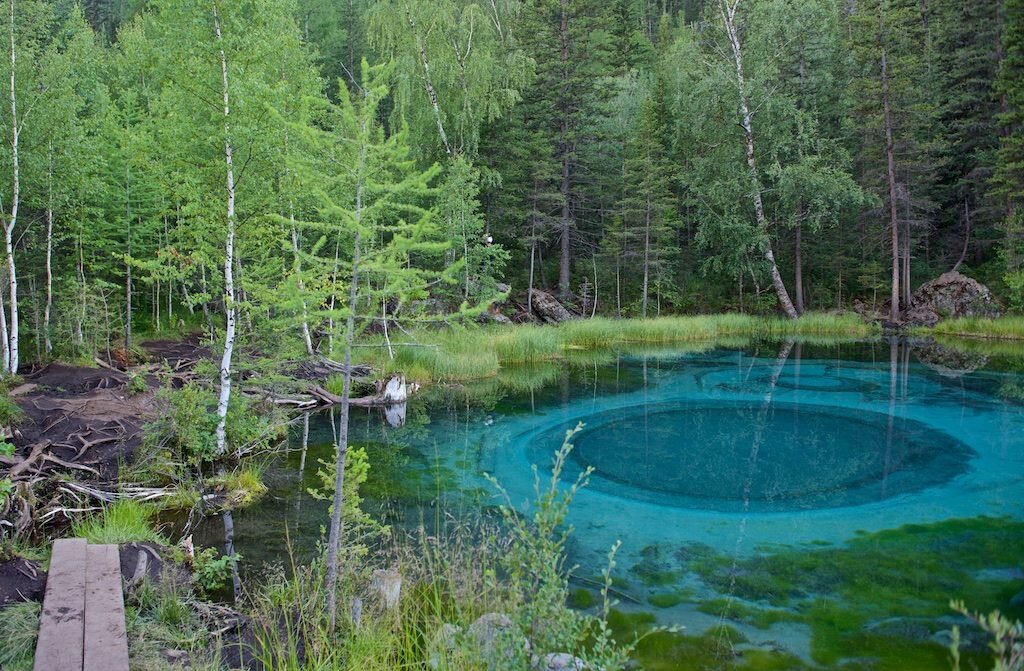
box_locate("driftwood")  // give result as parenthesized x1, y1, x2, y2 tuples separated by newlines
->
(528, 289, 577, 324)
(269, 375, 411, 411)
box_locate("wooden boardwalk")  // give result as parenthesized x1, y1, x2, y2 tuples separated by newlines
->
(34, 538, 129, 671)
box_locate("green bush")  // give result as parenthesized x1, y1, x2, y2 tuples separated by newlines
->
(150, 381, 281, 466)
(191, 547, 241, 596)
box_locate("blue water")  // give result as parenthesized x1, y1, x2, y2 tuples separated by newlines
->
(194, 338, 1024, 667)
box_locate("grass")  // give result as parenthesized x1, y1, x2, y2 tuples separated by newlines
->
(207, 465, 269, 508)
(72, 500, 167, 545)
(0, 601, 40, 671)
(926, 315, 1024, 340)
(356, 312, 877, 384)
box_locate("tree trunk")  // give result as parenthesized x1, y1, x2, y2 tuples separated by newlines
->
(325, 143, 366, 630)
(75, 227, 84, 349)
(557, 0, 572, 299)
(125, 169, 133, 350)
(720, 0, 798, 319)
(527, 216, 536, 316)
(794, 220, 804, 315)
(44, 142, 53, 355)
(952, 200, 971, 272)
(641, 199, 650, 318)
(291, 222, 313, 356)
(880, 3, 901, 322)
(5, 0, 20, 373)
(213, 3, 237, 457)
(0, 275, 8, 372)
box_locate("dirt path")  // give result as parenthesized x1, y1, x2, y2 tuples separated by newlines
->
(0, 336, 210, 534)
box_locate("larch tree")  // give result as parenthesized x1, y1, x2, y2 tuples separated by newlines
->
(284, 60, 458, 630)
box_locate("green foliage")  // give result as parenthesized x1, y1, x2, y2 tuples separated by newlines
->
(72, 500, 167, 545)
(125, 371, 148, 395)
(308, 446, 385, 556)
(149, 382, 280, 467)
(191, 547, 241, 596)
(0, 396, 25, 427)
(950, 601, 1024, 671)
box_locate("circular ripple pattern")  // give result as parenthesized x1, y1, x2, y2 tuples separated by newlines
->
(530, 401, 973, 512)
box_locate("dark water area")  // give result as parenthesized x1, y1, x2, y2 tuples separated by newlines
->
(192, 337, 1024, 669)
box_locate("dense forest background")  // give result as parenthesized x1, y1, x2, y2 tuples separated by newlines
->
(0, 0, 1021, 371)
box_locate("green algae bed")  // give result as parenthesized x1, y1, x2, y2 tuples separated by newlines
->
(607, 516, 1024, 670)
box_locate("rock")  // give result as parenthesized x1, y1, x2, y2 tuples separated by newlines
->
(901, 306, 940, 328)
(904, 271, 1001, 324)
(428, 623, 462, 670)
(529, 289, 577, 324)
(467, 612, 530, 667)
(534, 652, 588, 671)
(161, 648, 189, 664)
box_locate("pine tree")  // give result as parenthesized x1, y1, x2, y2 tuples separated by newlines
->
(995, 0, 1024, 308)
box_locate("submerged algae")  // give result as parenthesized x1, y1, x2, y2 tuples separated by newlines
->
(619, 517, 1023, 669)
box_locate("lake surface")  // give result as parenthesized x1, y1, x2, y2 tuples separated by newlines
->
(194, 337, 1024, 670)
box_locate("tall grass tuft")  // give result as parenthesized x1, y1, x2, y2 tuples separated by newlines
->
(72, 500, 167, 545)
(358, 312, 876, 385)
(929, 316, 1024, 340)
(0, 602, 40, 671)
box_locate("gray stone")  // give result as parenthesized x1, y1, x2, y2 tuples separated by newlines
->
(427, 623, 462, 670)
(534, 652, 588, 671)
(467, 612, 530, 667)
(904, 270, 1001, 323)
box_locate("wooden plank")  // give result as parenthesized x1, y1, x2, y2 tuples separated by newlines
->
(34, 538, 87, 671)
(83, 544, 129, 671)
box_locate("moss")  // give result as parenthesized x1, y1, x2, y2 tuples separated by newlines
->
(676, 517, 1024, 669)
(608, 608, 787, 671)
(696, 598, 800, 629)
(648, 588, 696, 609)
(631, 544, 685, 586)
(568, 587, 596, 609)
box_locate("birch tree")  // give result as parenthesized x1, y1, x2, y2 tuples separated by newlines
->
(719, 0, 798, 319)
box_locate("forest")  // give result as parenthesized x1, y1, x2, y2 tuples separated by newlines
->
(0, 0, 1018, 374)
(0, 1, 1023, 670)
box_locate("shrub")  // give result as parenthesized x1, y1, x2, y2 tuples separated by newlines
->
(191, 547, 241, 596)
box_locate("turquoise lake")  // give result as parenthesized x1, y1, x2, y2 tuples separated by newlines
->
(194, 337, 1024, 669)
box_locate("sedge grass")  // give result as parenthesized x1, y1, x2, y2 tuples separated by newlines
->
(72, 500, 167, 545)
(927, 315, 1024, 340)
(358, 312, 876, 384)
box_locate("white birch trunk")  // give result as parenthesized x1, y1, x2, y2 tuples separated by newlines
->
(0, 275, 8, 371)
(5, 0, 19, 372)
(213, 4, 237, 457)
(720, 0, 798, 320)
(291, 224, 313, 355)
(44, 141, 53, 355)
